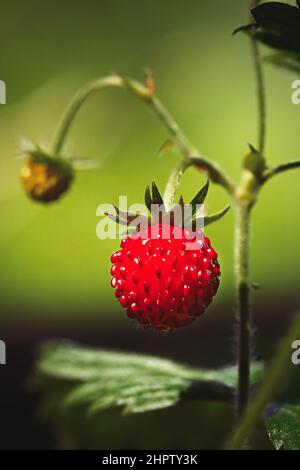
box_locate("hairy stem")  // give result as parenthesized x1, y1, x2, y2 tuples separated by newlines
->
(235, 203, 251, 418)
(163, 158, 192, 210)
(249, 0, 266, 154)
(232, 0, 265, 423)
(52, 75, 123, 155)
(227, 311, 300, 449)
(50, 73, 234, 195)
(262, 160, 300, 183)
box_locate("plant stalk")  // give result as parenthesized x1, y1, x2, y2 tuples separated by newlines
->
(50, 74, 234, 195)
(233, 0, 266, 422)
(235, 202, 251, 418)
(249, 0, 266, 154)
(51, 75, 123, 155)
(163, 159, 192, 210)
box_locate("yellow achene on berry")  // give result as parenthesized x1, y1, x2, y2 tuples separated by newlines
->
(21, 156, 73, 203)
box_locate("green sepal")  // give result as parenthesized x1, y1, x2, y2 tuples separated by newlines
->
(151, 181, 165, 207)
(144, 185, 152, 212)
(189, 179, 209, 218)
(105, 205, 149, 227)
(202, 205, 230, 228)
(108, 181, 229, 230)
(18, 139, 74, 177)
(157, 139, 176, 157)
(144, 182, 165, 211)
(69, 156, 99, 170)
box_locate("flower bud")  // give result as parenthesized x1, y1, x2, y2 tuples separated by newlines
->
(21, 154, 73, 203)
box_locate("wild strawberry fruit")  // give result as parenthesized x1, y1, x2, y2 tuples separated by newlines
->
(110, 224, 220, 331)
(108, 181, 227, 331)
(21, 154, 73, 203)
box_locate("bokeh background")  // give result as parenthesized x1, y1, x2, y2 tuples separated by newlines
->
(0, 0, 299, 449)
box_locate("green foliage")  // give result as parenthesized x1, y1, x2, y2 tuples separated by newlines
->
(266, 405, 300, 450)
(34, 341, 263, 418)
(236, 1, 300, 73)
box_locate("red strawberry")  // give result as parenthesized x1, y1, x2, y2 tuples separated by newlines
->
(110, 224, 220, 331)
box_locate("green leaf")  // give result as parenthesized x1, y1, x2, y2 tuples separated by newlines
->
(236, 2, 300, 73)
(34, 341, 263, 417)
(253, 29, 300, 53)
(251, 3, 300, 36)
(266, 404, 300, 450)
(265, 51, 300, 73)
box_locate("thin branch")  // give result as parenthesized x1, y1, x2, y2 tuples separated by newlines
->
(50, 73, 235, 196)
(249, 0, 266, 154)
(232, 0, 265, 423)
(163, 159, 192, 210)
(52, 75, 124, 155)
(262, 161, 300, 183)
(235, 203, 251, 418)
(190, 156, 235, 195)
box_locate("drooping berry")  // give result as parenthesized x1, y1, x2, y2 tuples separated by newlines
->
(21, 155, 73, 203)
(110, 224, 221, 331)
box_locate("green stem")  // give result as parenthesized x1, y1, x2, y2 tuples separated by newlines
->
(227, 311, 300, 449)
(235, 202, 251, 418)
(232, 0, 265, 423)
(262, 160, 300, 183)
(50, 73, 234, 195)
(51, 75, 123, 155)
(249, 0, 266, 154)
(163, 159, 192, 210)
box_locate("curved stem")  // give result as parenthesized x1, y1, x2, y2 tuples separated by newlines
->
(148, 95, 198, 159)
(148, 97, 234, 194)
(235, 203, 251, 418)
(163, 158, 192, 210)
(51, 75, 123, 155)
(50, 73, 234, 195)
(190, 155, 235, 195)
(227, 311, 300, 449)
(262, 160, 300, 183)
(232, 0, 265, 423)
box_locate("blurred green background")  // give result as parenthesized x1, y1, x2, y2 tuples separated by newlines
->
(0, 0, 299, 325)
(0, 0, 300, 450)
